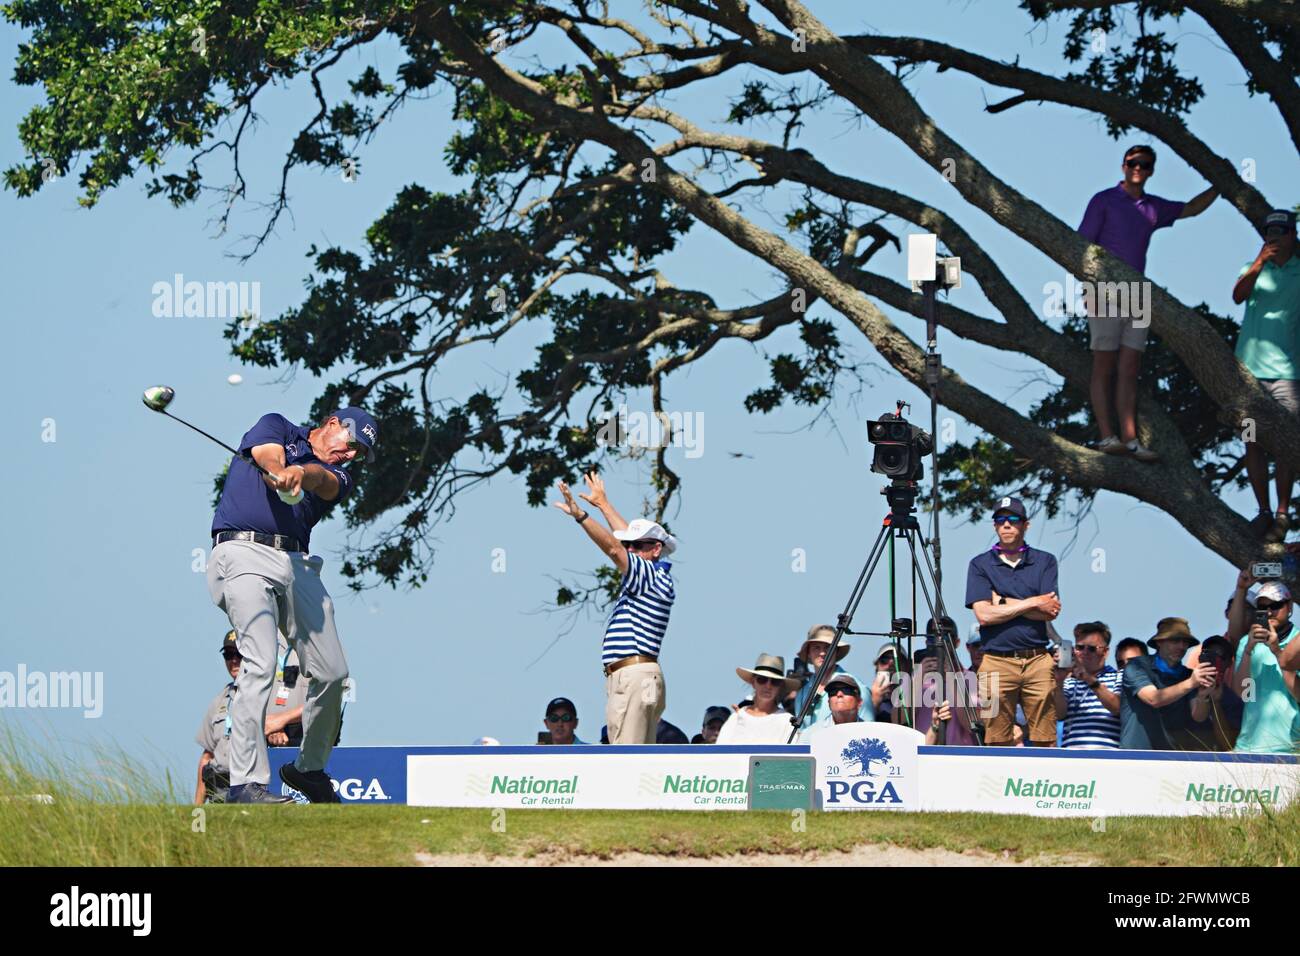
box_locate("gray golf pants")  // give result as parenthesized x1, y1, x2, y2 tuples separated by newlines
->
(206, 539, 349, 787)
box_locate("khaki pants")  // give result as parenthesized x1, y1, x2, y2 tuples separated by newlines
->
(977, 652, 1057, 746)
(605, 662, 666, 744)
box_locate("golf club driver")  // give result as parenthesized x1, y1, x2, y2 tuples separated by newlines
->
(141, 385, 303, 503)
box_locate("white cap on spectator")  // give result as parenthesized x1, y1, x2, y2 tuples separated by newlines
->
(1248, 581, 1292, 606)
(613, 518, 677, 554)
(472, 736, 501, 746)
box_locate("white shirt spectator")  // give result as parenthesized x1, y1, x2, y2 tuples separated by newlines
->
(716, 709, 794, 744)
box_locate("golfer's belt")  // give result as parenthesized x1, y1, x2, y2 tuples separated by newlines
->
(213, 530, 304, 552)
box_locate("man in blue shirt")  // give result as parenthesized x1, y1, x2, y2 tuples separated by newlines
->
(1119, 618, 1215, 750)
(965, 496, 1061, 746)
(207, 407, 378, 803)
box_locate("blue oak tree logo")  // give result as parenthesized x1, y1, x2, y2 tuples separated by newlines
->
(841, 738, 893, 777)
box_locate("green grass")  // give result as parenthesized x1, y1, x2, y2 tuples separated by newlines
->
(5, 803, 1299, 867)
(3, 726, 1297, 866)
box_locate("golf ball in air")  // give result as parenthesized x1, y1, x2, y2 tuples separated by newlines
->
(227, 374, 243, 385)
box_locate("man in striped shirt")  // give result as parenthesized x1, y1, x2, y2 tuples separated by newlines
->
(555, 473, 676, 744)
(1053, 621, 1123, 749)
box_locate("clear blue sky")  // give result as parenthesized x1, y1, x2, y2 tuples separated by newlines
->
(1, 3, 1293, 788)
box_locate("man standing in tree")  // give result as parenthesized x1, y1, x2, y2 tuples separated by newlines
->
(1232, 210, 1300, 542)
(1078, 145, 1218, 463)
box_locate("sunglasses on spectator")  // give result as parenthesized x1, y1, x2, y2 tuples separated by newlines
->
(222, 652, 241, 661)
(826, 684, 859, 697)
(1256, 601, 1284, 611)
(1124, 159, 1154, 171)
(624, 540, 659, 550)
(752, 675, 781, 686)
(546, 713, 575, 723)
(992, 514, 1024, 525)
(1075, 645, 1104, 654)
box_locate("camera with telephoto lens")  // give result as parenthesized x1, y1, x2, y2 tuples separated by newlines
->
(868, 403, 933, 482)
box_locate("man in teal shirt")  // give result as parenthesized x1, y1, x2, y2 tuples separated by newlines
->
(1234, 209, 1300, 543)
(1234, 581, 1300, 754)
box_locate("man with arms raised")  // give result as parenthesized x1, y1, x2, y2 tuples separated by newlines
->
(554, 473, 676, 744)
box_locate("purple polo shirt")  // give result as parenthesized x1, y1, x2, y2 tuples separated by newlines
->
(1077, 183, 1184, 274)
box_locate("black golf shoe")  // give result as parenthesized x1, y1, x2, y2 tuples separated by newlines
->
(279, 763, 341, 803)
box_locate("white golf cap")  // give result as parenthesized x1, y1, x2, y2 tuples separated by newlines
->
(613, 518, 677, 554)
(471, 736, 501, 746)
(1248, 581, 1292, 607)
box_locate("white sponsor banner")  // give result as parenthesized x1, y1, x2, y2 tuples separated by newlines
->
(809, 722, 923, 811)
(406, 748, 801, 810)
(401, 746, 1300, 816)
(920, 751, 1300, 817)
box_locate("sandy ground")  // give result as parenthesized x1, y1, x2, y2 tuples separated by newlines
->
(414, 845, 1093, 867)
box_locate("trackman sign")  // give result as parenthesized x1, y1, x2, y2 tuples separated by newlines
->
(809, 721, 923, 811)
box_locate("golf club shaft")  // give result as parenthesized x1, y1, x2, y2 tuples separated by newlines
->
(161, 409, 272, 478)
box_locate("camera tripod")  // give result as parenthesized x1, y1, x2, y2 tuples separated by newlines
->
(786, 482, 985, 745)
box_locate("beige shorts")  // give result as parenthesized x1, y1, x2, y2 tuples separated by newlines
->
(1260, 378, 1300, 415)
(1089, 315, 1149, 352)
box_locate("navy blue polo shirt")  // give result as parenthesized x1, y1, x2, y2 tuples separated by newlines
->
(963, 545, 1059, 653)
(211, 413, 354, 551)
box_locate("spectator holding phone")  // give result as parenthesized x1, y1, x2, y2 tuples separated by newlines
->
(1227, 564, 1284, 648)
(909, 646, 978, 745)
(965, 496, 1061, 746)
(1053, 622, 1122, 749)
(1233, 582, 1300, 753)
(1119, 618, 1215, 750)
(870, 645, 909, 724)
(1183, 636, 1242, 751)
(1232, 210, 1300, 542)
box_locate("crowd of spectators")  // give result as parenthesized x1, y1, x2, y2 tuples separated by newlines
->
(530, 553, 1300, 755)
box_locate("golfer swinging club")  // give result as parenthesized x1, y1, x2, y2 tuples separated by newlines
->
(207, 406, 379, 803)
(554, 473, 676, 744)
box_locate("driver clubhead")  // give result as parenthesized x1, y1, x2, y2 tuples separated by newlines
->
(142, 385, 175, 412)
